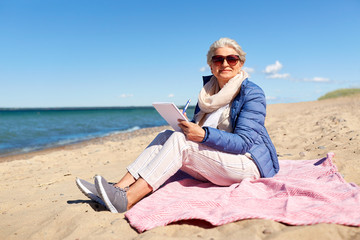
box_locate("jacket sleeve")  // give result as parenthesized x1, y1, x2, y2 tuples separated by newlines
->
(201, 86, 266, 154)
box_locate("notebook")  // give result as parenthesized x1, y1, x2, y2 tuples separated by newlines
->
(152, 102, 189, 131)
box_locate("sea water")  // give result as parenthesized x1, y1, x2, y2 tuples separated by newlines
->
(0, 106, 195, 157)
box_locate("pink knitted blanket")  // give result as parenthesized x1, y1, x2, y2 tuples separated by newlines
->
(125, 153, 360, 232)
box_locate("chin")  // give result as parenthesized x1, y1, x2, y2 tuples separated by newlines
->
(219, 74, 235, 81)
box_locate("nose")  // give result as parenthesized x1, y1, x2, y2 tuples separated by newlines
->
(222, 58, 230, 67)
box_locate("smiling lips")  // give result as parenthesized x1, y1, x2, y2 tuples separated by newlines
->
(220, 69, 232, 73)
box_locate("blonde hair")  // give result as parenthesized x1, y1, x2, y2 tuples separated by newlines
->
(207, 38, 246, 65)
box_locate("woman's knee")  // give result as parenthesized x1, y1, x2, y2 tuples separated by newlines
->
(152, 130, 174, 142)
(159, 129, 174, 138)
(169, 131, 187, 142)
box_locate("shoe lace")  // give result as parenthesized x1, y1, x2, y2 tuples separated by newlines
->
(113, 185, 129, 193)
(113, 186, 128, 201)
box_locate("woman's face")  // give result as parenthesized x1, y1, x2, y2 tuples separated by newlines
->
(210, 47, 243, 88)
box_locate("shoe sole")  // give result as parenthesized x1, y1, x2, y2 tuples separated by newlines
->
(95, 175, 119, 213)
(76, 178, 105, 206)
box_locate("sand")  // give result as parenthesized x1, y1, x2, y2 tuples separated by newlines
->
(1, 96, 359, 240)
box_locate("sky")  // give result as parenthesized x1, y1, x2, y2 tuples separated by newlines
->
(1, 0, 359, 108)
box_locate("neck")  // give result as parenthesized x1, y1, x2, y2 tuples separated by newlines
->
(217, 79, 227, 89)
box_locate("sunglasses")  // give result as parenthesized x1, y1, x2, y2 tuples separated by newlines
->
(211, 55, 240, 66)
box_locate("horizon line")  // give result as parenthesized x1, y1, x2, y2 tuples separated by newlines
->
(0, 105, 197, 111)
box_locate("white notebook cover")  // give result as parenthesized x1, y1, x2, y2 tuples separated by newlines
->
(152, 102, 189, 131)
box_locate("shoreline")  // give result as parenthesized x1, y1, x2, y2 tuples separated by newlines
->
(0, 125, 170, 163)
(0, 100, 309, 162)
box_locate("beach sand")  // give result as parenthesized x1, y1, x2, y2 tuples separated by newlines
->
(1, 96, 359, 240)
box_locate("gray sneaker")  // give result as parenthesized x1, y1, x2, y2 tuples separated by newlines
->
(76, 178, 105, 206)
(94, 175, 128, 213)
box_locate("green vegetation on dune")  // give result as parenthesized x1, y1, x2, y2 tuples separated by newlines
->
(318, 88, 360, 100)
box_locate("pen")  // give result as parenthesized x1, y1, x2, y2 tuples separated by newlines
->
(182, 99, 191, 114)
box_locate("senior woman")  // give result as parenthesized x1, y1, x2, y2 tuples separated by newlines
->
(76, 37, 279, 213)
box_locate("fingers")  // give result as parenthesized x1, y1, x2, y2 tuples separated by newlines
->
(177, 121, 188, 132)
(178, 118, 187, 125)
(178, 120, 192, 129)
(178, 120, 192, 134)
(177, 121, 205, 142)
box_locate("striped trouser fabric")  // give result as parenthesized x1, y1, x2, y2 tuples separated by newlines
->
(127, 130, 260, 191)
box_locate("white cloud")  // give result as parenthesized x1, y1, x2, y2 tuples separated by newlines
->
(168, 93, 175, 98)
(266, 73, 290, 79)
(312, 77, 330, 82)
(266, 96, 277, 100)
(263, 61, 330, 83)
(119, 94, 133, 98)
(199, 66, 209, 72)
(264, 61, 290, 79)
(243, 67, 255, 73)
(302, 77, 330, 83)
(264, 61, 283, 74)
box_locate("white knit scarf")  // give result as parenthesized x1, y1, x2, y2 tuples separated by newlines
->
(195, 70, 248, 132)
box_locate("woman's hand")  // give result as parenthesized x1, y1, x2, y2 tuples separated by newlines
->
(178, 120, 205, 142)
(179, 111, 189, 121)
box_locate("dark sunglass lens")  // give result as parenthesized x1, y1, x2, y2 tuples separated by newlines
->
(226, 56, 239, 65)
(212, 56, 225, 65)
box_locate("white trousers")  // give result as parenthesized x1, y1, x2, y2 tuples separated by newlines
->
(127, 130, 260, 191)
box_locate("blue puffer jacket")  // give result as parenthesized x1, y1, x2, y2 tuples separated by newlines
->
(193, 76, 279, 178)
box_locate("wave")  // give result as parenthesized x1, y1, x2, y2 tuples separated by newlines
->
(0, 106, 191, 158)
(0, 125, 144, 157)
